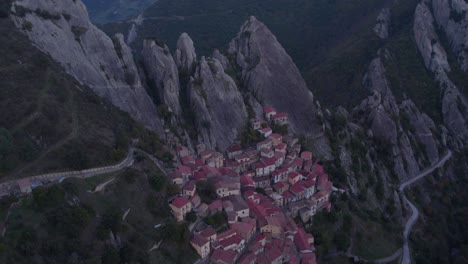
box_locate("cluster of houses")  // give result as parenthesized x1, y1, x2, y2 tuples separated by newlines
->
(167, 107, 334, 264)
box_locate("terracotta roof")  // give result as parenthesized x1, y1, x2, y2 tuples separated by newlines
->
(261, 157, 277, 166)
(199, 227, 216, 239)
(274, 112, 287, 119)
(209, 200, 223, 210)
(171, 197, 190, 208)
(288, 171, 301, 180)
(300, 252, 317, 264)
(228, 144, 242, 153)
(238, 252, 256, 264)
(282, 191, 294, 199)
(274, 181, 288, 189)
(263, 106, 276, 114)
(300, 151, 313, 160)
(259, 127, 272, 134)
(217, 229, 237, 241)
(211, 249, 237, 264)
(290, 182, 305, 193)
(269, 133, 282, 140)
(191, 234, 209, 247)
(230, 222, 254, 237)
(265, 245, 282, 261)
(219, 234, 243, 249)
(193, 171, 207, 180)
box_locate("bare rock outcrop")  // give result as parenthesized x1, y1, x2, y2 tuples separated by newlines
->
(413, 2, 468, 140)
(188, 57, 248, 151)
(374, 8, 391, 39)
(10, 0, 162, 131)
(431, 0, 468, 71)
(175, 33, 197, 74)
(228, 16, 320, 136)
(142, 39, 182, 121)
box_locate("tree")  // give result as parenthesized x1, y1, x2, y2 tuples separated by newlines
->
(0, 127, 12, 158)
(186, 211, 197, 222)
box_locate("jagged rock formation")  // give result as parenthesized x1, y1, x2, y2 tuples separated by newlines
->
(141, 39, 182, 120)
(431, 0, 468, 71)
(374, 8, 391, 39)
(413, 1, 468, 141)
(175, 33, 197, 73)
(334, 57, 442, 204)
(188, 57, 248, 151)
(228, 16, 320, 136)
(10, 0, 162, 131)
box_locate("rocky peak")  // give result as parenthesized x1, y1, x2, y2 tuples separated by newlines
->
(188, 56, 248, 151)
(141, 39, 182, 121)
(175, 32, 197, 74)
(228, 16, 321, 136)
(10, 0, 162, 132)
(374, 8, 391, 39)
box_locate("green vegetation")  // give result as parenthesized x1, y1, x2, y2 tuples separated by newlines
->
(0, 159, 198, 263)
(204, 212, 228, 231)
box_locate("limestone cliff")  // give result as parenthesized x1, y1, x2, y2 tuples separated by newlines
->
(188, 57, 248, 151)
(175, 33, 197, 74)
(431, 0, 468, 71)
(374, 8, 391, 39)
(10, 0, 162, 131)
(141, 39, 182, 121)
(413, 2, 468, 141)
(228, 16, 320, 136)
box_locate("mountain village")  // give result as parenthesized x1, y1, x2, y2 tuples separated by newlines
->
(168, 107, 335, 264)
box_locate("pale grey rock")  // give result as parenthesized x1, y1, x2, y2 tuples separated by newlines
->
(413, 2, 468, 139)
(212, 49, 231, 71)
(374, 8, 391, 39)
(431, 0, 468, 71)
(141, 39, 182, 120)
(10, 0, 162, 131)
(188, 57, 248, 151)
(175, 33, 197, 73)
(228, 16, 320, 136)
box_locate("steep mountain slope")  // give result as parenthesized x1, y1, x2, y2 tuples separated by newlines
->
(10, 0, 163, 132)
(0, 16, 145, 178)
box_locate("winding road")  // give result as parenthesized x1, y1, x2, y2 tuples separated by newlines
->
(376, 150, 452, 264)
(398, 150, 452, 264)
(0, 148, 136, 197)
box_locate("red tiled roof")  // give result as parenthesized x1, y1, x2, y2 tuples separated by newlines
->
(219, 234, 243, 249)
(288, 171, 301, 180)
(274, 181, 288, 189)
(300, 252, 317, 264)
(193, 171, 207, 181)
(218, 229, 237, 241)
(262, 157, 277, 166)
(290, 182, 305, 193)
(17, 179, 30, 188)
(259, 127, 272, 134)
(209, 200, 223, 210)
(228, 144, 242, 153)
(300, 151, 313, 160)
(274, 112, 287, 119)
(230, 222, 254, 237)
(266, 245, 282, 261)
(263, 106, 276, 114)
(199, 227, 216, 239)
(171, 197, 190, 208)
(191, 234, 209, 247)
(177, 165, 192, 174)
(211, 249, 237, 264)
(240, 175, 255, 187)
(238, 252, 256, 264)
(282, 191, 294, 199)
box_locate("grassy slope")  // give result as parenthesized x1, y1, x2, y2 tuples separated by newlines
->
(0, 158, 198, 264)
(0, 16, 143, 179)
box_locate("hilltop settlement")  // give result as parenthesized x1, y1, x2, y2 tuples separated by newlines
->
(168, 107, 334, 264)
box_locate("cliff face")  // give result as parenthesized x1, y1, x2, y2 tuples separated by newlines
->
(413, 1, 468, 142)
(431, 0, 468, 71)
(175, 33, 197, 74)
(188, 57, 248, 151)
(10, 0, 162, 131)
(228, 16, 321, 136)
(141, 39, 182, 121)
